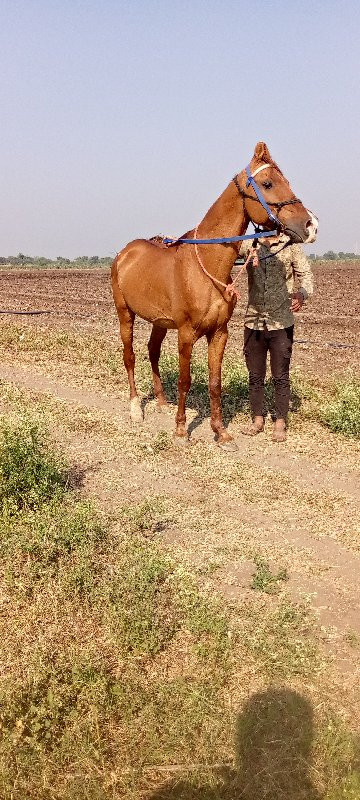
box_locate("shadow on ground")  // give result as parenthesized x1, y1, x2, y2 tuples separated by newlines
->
(67, 461, 103, 490)
(144, 359, 303, 436)
(148, 688, 321, 800)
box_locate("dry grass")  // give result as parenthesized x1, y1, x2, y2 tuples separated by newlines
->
(0, 418, 234, 798)
(0, 331, 360, 797)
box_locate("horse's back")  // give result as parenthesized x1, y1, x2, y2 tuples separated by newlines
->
(111, 239, 177, 327)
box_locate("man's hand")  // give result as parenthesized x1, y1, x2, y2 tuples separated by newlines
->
(291, 291, 304, 312)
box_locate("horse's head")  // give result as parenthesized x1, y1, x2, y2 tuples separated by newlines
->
(237, 142, 318, 244)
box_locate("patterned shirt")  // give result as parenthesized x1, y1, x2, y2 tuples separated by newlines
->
(238, 234, 314, 331)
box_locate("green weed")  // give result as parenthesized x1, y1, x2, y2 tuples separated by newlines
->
(326, 773, 360, 799)
(0, 656, 116, 754)
(320, 379, 360, 438)
(178, 577, 230, 669)
(120, 496, 167, 532)
(151, 430, 172, 453)
(241, 598, 319, 679)
(251, 556, 289, 594)
(0, 418, 67, 514)
(102, 534, 179, 656)
(344, 630, 360, 649)
(319, 716, 360, 799)
(0, 500, 106, 597)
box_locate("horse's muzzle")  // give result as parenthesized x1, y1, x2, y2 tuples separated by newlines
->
(283, 226, 305, 243)
(283, 214, 318, 244)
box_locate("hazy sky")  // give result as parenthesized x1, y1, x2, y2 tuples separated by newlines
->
(1, 0, 359, 258)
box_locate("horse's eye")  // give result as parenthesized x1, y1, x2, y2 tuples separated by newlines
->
(263, 181, 272, 190)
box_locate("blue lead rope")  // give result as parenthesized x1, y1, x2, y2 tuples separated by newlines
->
(163, 229, 277, 245)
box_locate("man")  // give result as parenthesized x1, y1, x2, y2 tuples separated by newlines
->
(238, 233, 313, 442)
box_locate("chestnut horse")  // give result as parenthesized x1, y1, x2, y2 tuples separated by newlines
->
(111, 142, 317, 447)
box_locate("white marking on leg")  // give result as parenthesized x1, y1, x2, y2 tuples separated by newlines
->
(130, 396, 143, 422)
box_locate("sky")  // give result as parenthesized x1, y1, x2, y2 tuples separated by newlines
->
(0, 0, 359, 258)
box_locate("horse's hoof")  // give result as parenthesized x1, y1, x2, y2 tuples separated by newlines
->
(156, 402, 171, 414)
(217, 438, 238, 452)
(174, 433, 190, 446)
(130, 397, 143, 423)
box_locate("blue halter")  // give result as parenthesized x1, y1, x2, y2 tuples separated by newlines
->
(245, 164, 281, 226)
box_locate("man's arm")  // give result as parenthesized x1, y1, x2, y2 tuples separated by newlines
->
(237, 241, 251, 261)
(290, 246, 314, 312)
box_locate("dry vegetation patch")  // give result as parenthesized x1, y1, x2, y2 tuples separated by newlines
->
(0, 262, 360, 797)
(0, 396, 359, 798)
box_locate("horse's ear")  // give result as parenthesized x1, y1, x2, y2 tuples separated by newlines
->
(254, 142, 272, 162)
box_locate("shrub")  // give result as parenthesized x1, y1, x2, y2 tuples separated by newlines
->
(320, 380, 360, 438)
(102, 534, 178, 655)
(0, 419, 67, 513)
(0, 500, 106, 596)
(251, 557, 289, 595)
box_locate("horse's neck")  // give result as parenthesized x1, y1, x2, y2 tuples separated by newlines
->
(196, 180, 249, 282)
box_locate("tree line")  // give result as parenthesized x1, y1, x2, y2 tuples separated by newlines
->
(0, 254, 113, 268)
(309, 251, 358, 261)
(0, 251, 358, 268)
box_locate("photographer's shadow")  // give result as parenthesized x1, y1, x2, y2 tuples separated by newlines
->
(148, 688, 321, 800)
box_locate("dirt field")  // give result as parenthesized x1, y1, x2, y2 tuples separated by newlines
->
(0, 260, 359, 373)
(0, 261, 360, 797)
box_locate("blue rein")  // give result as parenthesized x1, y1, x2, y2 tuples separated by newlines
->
(163, 163, 279, 246)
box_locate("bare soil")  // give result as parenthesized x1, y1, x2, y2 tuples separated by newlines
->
(1, 260, 359, 373)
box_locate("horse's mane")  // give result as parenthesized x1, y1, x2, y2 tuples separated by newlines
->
(269, 158, 284, 177)
(268, 158, 291, 187)
(148, 234, 164, 244)
(148, 234, 168, 248)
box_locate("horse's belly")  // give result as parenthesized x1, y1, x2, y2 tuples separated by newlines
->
(138, 310, 176, 329)
(116, 257, 176, 328)
(120, 281, 176, 328)
(115, 243, 177, 328)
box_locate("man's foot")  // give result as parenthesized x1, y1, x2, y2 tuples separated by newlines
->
(241, 416, 264, 436)
(272, 419, 287, 442)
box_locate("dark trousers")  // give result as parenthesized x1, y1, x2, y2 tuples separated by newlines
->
(243, 325, 294, 420)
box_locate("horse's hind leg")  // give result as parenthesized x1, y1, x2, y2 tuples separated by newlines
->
(148, 325, 168, 407)
(116, 302, 143, 422)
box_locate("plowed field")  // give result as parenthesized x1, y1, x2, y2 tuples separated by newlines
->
(1, 260, 359, 374)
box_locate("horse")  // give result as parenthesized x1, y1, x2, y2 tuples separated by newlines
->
(111, 141, 317, 448)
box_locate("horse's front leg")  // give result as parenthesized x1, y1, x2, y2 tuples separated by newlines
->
(175, 327, 194, 438)
(207, 326, 235, 447)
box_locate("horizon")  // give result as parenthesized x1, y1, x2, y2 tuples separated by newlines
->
(1, 0, 359, 258)
(2, 247, 358, 263)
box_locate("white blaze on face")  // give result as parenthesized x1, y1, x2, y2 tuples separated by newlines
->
(305, 210, 318, 243)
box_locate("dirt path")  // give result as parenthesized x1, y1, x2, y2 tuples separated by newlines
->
(1, 363, 359, 500)
(1, 362, 360, 669)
